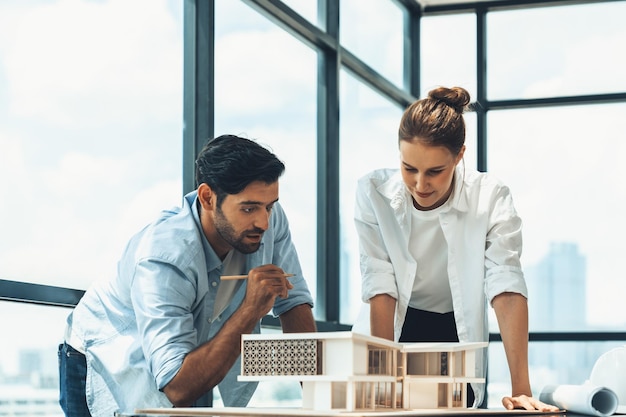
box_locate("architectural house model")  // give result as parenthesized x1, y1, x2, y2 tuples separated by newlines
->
(239, 331, 487, 412)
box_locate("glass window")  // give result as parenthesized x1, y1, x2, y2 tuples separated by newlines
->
(0, 0, 183, 413)
(338, 70, 404, 324)
(0, 302, 70, 415)
(421, 13, 477, 99)
(281, 0, 318, 26)
(487, 2, 626, 100)
(214, 1, 316, 406)
(463, 111, 478, 171)
(488, 104, 626, 332)
(0, 0, 183, 290)
(214, 0, 318, 307)
(340, 0, 404, 87)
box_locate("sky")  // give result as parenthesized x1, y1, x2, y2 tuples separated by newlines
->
(1, 0, 625, 380)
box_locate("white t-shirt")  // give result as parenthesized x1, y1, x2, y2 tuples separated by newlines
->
(408, 203, 453, 313)
(213, 250, 247, 320)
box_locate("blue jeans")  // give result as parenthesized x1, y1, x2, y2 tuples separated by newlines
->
(58, 342, 92, 417)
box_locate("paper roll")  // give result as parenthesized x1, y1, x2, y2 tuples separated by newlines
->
(539, 384, 619, 416)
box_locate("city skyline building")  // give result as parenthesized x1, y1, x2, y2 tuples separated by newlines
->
(525, 242, 587, 331)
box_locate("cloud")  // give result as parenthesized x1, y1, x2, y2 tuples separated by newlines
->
(214, 29, 316, 115)
(0, 177, 181, 288)
(113, 179, 182, 248)
(0, 133, 29, 203)
(43, 151, 131, 195)
(524, 30, 626, 97)
(0, 0, 182, 128)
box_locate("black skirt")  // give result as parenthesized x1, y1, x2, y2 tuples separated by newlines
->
(399, 307, 459, 343)
(400, 307, 476, 407)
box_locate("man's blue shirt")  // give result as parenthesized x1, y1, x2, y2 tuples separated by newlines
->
(67, 191, 314, 417)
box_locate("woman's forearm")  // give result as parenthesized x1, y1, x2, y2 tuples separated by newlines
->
(370, 293, 397, 341)
(492, 292, 532, 396)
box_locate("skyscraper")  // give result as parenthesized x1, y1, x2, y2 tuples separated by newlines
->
(526, 242, 587, 331)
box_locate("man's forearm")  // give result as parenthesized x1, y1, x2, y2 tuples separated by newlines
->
(279, 304, 317, 333)
(162, 303, 261, 406)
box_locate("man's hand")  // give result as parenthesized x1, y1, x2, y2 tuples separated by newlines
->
(243, 264, 294, 320)
(502, 394, 561, 411)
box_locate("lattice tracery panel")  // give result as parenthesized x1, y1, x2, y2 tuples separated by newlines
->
(242, 339, 319, 376)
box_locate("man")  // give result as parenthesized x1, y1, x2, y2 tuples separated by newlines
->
(58, 135, 316, 417)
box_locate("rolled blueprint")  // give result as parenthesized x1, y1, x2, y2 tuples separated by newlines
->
(539, 384, 619, 416)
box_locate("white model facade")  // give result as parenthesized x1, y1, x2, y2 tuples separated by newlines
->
(239, 331, 487, 412)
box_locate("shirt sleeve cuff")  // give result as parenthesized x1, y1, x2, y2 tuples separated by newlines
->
(485, 265, 528, 304)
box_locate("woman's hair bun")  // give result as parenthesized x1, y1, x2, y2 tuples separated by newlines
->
(428, 86, 470, 113)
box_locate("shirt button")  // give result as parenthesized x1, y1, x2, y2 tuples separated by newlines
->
(211, 281, 217, 287)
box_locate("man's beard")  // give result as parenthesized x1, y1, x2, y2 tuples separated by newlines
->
(214, 208, 264, 254)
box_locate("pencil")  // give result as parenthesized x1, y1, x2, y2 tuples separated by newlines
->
(220, 273, 295, 280)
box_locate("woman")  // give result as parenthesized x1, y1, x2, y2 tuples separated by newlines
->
(353, 86, 558, 411)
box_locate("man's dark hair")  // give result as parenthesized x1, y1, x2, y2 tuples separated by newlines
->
(195, 134, 285, 207)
